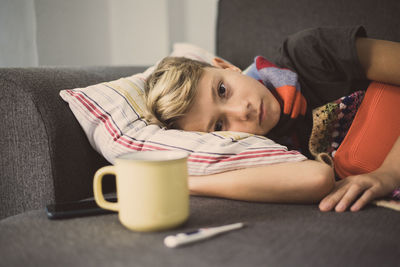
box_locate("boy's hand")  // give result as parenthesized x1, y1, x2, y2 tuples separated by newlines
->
(319, 169, 398, 212)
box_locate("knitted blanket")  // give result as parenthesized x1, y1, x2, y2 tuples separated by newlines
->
(309, 90, 365, 158)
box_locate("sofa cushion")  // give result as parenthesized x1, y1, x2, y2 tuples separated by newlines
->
(1, 197, 399, 266)
(217, 0, 400, 69)
(0, 66, 148, 219)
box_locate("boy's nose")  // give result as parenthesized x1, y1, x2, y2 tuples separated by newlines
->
(225, 101, 253, 121)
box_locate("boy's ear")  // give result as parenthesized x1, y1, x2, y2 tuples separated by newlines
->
(212, 57, 241, 72)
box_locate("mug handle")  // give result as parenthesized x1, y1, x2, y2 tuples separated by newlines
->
(93, 166, 119, 212)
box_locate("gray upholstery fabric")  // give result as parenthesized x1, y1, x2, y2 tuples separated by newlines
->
(217, 0, 400, 69)
(0, 66, 146, 219)
(1, 197, 399, 267)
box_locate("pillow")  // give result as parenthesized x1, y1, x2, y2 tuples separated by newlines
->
(60, 43, 306, 176)
(334, 82, 400, 178)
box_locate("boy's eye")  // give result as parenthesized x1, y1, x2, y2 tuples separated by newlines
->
(218, 83, 226, 97)
(214, 120, 223, 131)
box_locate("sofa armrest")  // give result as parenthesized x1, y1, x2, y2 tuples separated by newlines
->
(0, 66, 147, 219)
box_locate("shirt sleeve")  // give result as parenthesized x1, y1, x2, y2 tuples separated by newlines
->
(275, 26, 370, 109)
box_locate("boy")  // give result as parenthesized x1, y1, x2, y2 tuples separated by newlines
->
(145, 26, 400, 212)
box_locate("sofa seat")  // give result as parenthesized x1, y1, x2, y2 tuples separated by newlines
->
(1, 196, 398, 267)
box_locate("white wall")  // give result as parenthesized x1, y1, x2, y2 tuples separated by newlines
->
(35, 0, 112, 66)
(185, 0, 218, 55)
(0, 0, 218, 67)
(0, 0, 38, 67)
(108, 0, 169, 66)
(168, 0, 218, 54)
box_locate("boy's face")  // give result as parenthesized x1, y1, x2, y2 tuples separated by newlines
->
(176, 58, 281, 135)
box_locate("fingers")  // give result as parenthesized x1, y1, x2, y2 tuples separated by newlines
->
(350, 189, 375, 212)
(334, 183, 365, 212)
(319, 175, 383, 212)
(319, 170, 397, 212)
(319, 181, 348, 212)
(319, 177, 370, 212)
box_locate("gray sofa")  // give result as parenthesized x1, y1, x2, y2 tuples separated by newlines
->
(1, 0, 399, 266)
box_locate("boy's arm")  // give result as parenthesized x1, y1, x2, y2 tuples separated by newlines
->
(356, 38, 400, 86)
(320, 137, 400, 212)
(189, 160, 334, 204)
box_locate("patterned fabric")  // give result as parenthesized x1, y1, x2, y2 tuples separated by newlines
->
(244, 56, 307, 136)
(309, 91, 365, 158)
(60, 44, 306, 176)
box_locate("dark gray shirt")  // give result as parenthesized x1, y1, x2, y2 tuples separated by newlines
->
(273, 26, 370, 156)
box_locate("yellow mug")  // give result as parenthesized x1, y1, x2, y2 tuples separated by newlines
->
(93, 150, 189, 232)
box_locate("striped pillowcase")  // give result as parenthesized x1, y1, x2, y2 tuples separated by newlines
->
(59, 43, 306, 175)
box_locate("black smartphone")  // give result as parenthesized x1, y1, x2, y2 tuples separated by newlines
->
(46, 197, 117, 219)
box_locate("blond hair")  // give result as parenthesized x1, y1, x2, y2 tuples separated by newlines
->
(144, 57, 212, 128)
